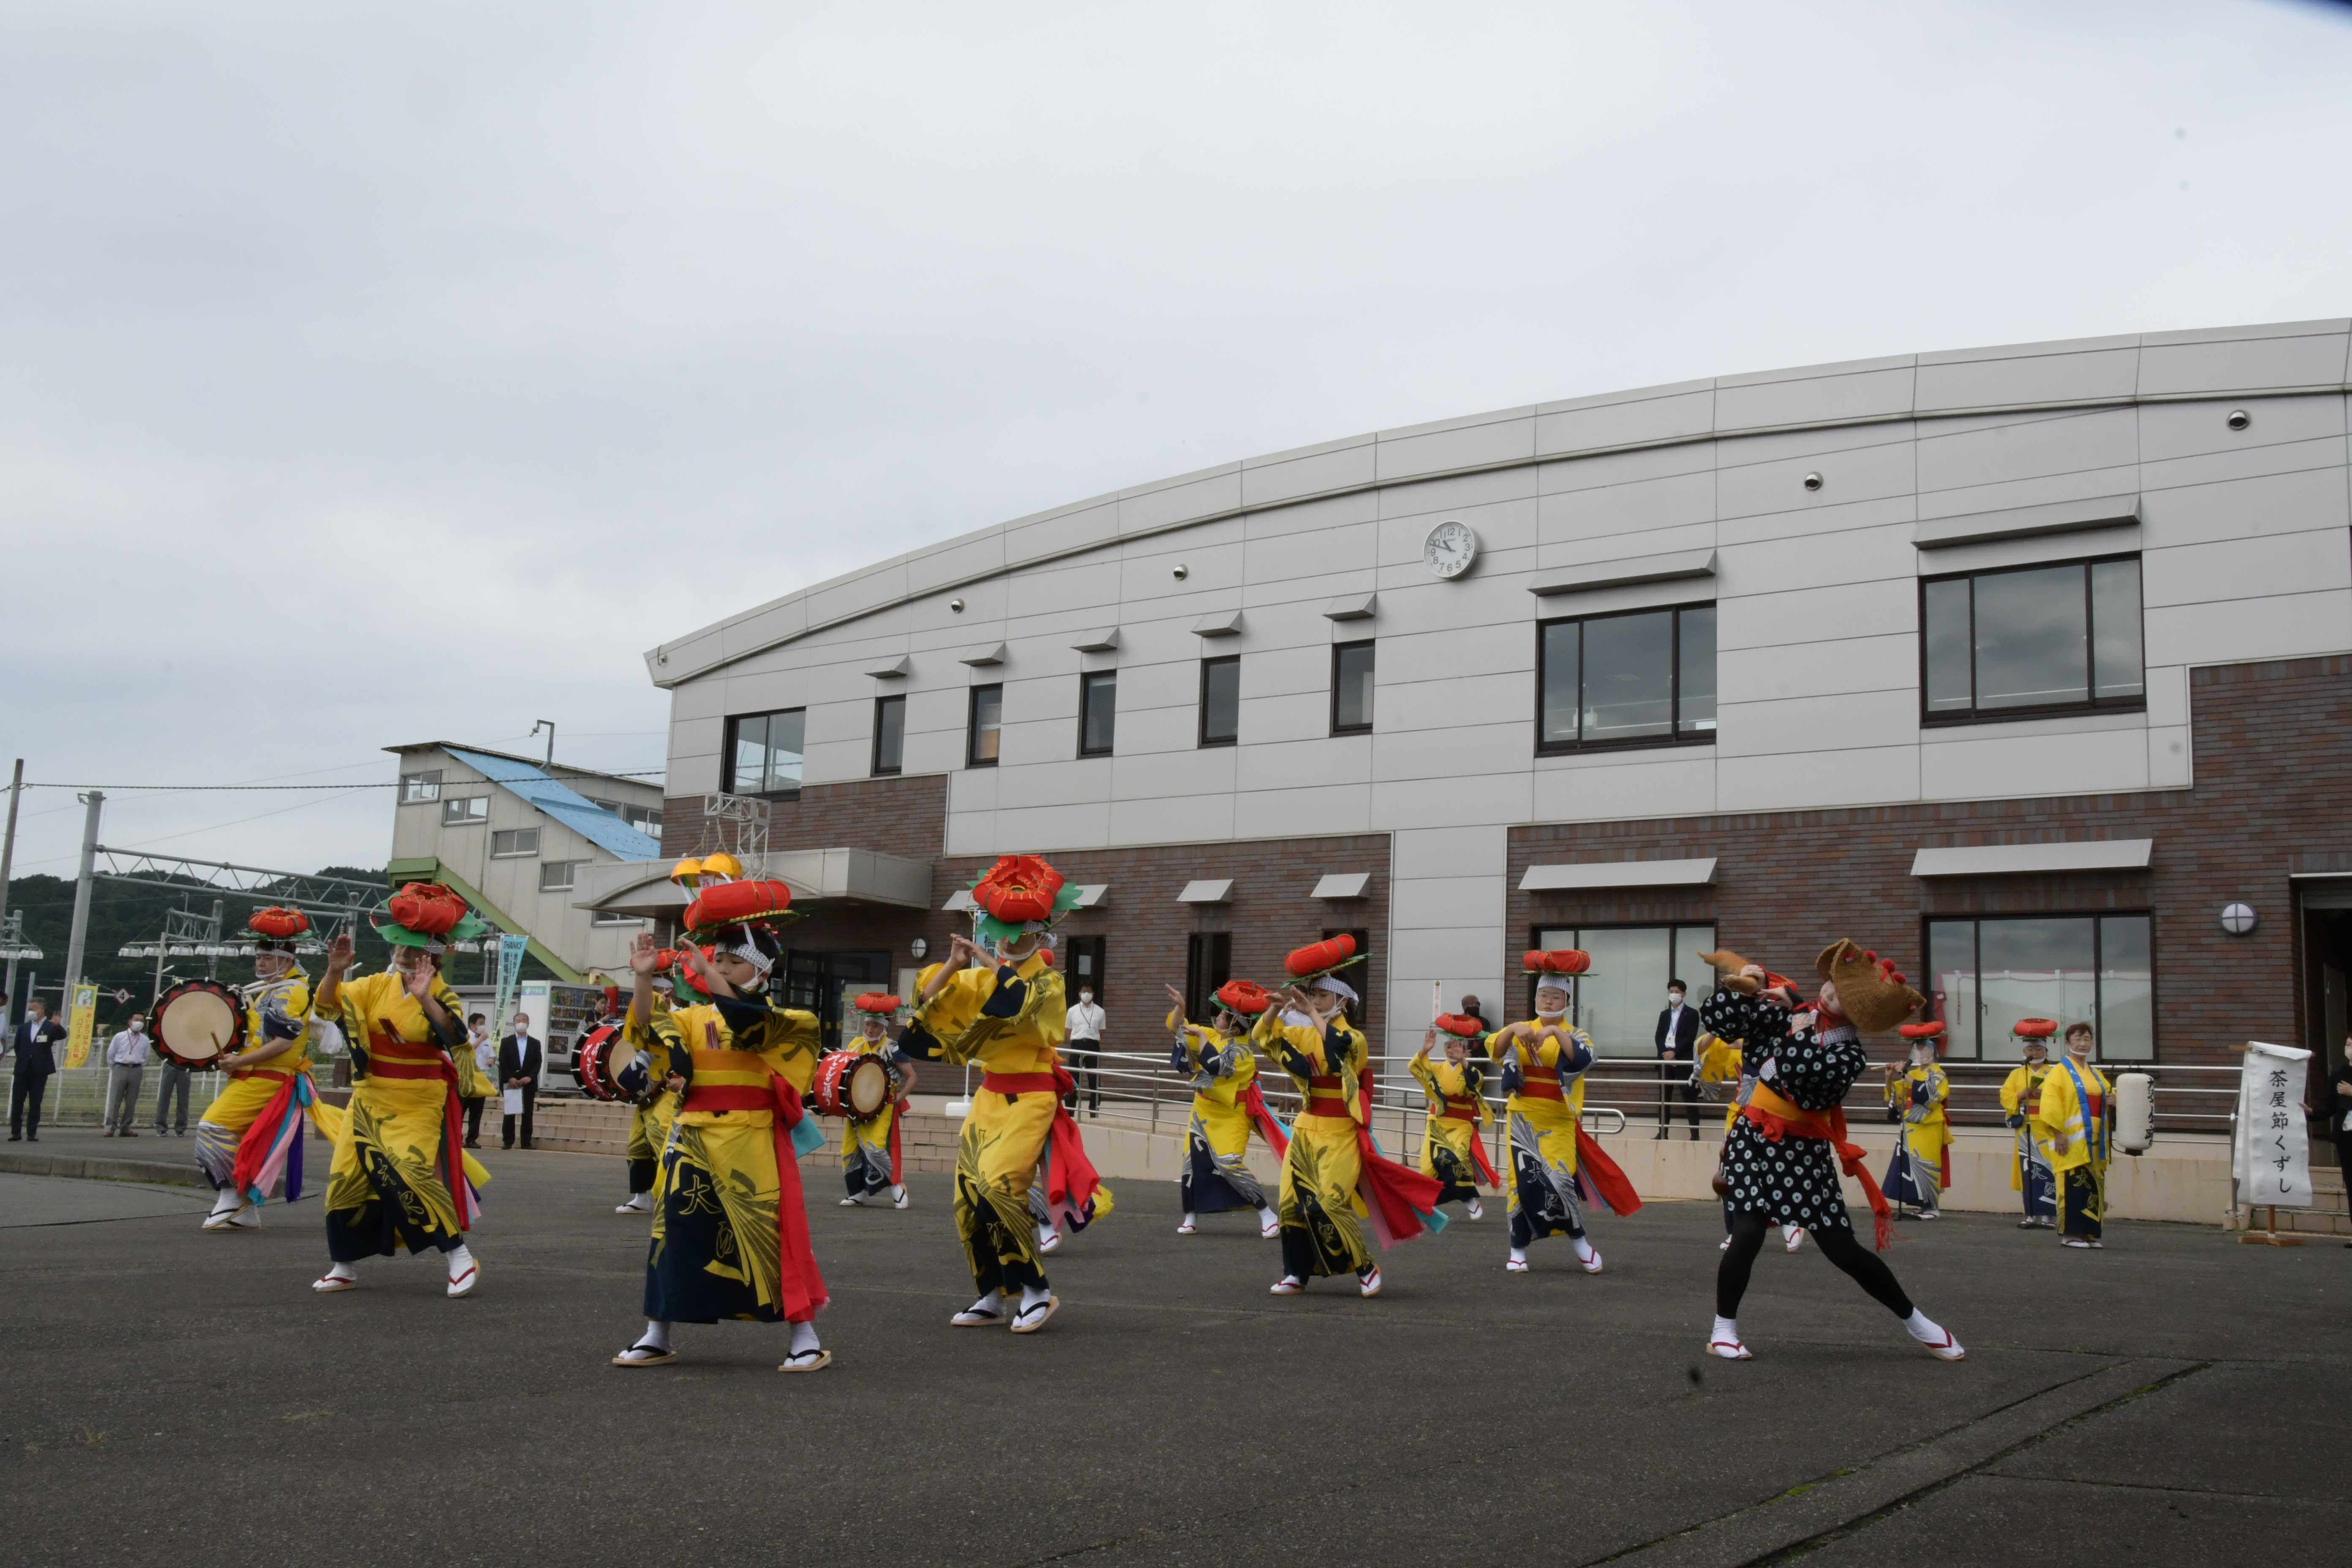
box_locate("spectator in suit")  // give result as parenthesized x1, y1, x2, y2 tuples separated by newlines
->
(1654, 977, 1701, 1140)
(9, 998, 68, 1142)
(498, 1010, 542, 1149)
(103, 1013, 152, 1136)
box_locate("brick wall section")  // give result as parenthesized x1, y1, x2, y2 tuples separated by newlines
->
(1508, 654, 2352, 1071)
(663, 773, 948, 864)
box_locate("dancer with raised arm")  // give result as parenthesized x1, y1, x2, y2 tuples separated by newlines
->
(611, 861, 833, 1372)
(1410, 1015, 1495, 1220)
(1700, 941, 1964, 1363)
(1486, 950, 1641, 1275)
(614, 959, 683, 1216)
(312, 885, 492, 1298)
(193, 909, 341, 1231)
(901, 855, 1102, 1334)
(1162, 979, 1286, 1238)
(1255, 935, 1447, 1298)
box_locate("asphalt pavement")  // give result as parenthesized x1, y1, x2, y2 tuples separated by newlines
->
(1, 1141, 2343, 1567)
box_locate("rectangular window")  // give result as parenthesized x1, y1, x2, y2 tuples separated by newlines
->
(400, 770, 443, 803)
(967, 684, 1003, 768)
(1919, 555, 2144, 724)
(440, 796, 488, 826)
(724, 708, 805, 798)
(491, 828, 540, 858)
(1184, 932, 1231, 1024)
(590, 799, 664, 838)
(1533, 923, 1716, 1056)
(871, 694, 906, 776)
(1079, 670, 1118, 757)
(1921, 914, 2153, 1060)
(1063, 935, 1107, 1001)
(539, 860, 584, 892)
(592, 911, 644, 927)
(1199, 655, 1240, 746)
(1331, 641, 1375, 734)
(1536, 605, 1716, 753)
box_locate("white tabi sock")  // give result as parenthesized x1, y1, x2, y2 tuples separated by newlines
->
(640, 1318, 671, 1352)
(1712, 1315, 1740, 1344)
(1903, 1309, 1949, 1343)
(788, 1320, 820, 1356)
(446, 1244, 475, 1280)
(966, 1290, 1006, 1318)
(1036, 1222, 1056, 1247)
(890, 1186, 904, 1202)
(1508, 1246, 1528, 1264)
(1019, 1284, 1051, 1311)
(323, 1261, 357, 1283)
(1573, 1236, 1598, 1266)
(208, 1188, 241, 1217)
(1181, 1211, 1197, 1227)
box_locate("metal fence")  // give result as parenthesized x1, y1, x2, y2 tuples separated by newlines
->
(0, 1065, 238, 1129)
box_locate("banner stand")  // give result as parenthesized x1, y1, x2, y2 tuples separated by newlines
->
(2238, 1204, 2307, 1248)
(2230, 1040, 2314, 1246)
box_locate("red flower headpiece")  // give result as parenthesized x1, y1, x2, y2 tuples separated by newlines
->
(1898, 1021, 1946, 1040)
(683, 879, 792, 935)
(972, 855, 1064, 925)
(247, 907, 308, 940)
(387, 882, 467, 936)
(1214, 979, 1273, 1016)
(1435, 1013, 1486, 1037)
(1522, 949, 1592, 976)
(2012, 1017, 2059, 1040)
(1285, 934, 1357, 979)
(852, 992, 903, 1015)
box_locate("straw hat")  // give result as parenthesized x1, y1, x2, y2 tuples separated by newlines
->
(1816, 939, 1926, 1034)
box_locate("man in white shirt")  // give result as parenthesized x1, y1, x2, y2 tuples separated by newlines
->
(1063, 985, 1107, 1117)
(103, 1013, 153, 1137)
(463, 1013, 495, 1148)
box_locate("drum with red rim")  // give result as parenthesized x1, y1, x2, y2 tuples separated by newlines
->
(812, 1051, 898, 1122)
(574, 1024, 631, 1102)
(153, 980, 246, 1069)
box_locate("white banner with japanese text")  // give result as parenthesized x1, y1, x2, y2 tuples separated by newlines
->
(2232, 1040, 2313, 1209)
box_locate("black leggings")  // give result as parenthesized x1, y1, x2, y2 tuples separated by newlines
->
(1715, 1211, 1912, 1320)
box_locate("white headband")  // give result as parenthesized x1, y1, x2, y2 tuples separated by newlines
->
(1310, 976, 1358, 1004)
(716, 936, 774, 976)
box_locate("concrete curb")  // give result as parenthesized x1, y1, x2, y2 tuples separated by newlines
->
(0, 1147, 205, 1187)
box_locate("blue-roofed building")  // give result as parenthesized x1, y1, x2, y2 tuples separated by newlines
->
(383, 741, 666, 983)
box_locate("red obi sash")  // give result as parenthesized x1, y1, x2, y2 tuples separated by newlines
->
(980, 1072, 1059, 1096)
(1304, 1073, 1351, 1119)
(971, 1067, 1103, 1233)
(1516, 1064, 1565, 1102)
(680, 1073, 828, 1322)
(1741, 1082, 1893, 1250)
(366, 1031, 472, 1233)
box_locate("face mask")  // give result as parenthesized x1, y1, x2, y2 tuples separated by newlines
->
(1079, 991, 1092, 1002)
(1667, 993, 1684, 1006)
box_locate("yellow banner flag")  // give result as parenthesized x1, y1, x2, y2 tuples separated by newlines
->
(64, 983, 98, 1069)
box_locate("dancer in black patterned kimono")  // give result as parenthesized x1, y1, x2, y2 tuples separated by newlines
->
(1699, 940, 1965, 1364)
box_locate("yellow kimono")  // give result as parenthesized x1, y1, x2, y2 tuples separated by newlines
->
(622, 1005, 684, 1198)
(2033, 1056, 2113, 1241)
(1485, 1021, 1594, 1245)
(1408, 1051, 1492, 1205)
(1168, 1008, 1274, 1214)
(838, 1032, 912, 1199)
(324, 970, 491, 1259)
(1883, 1063, 1952, 1212)
(2000, 1060, 2058, 1222)
(645, 991, 827, 1323)
(196, 969, 343, 1201)
(907, 951, 1084, 1296)
(1254, 1007, 1375, 1277)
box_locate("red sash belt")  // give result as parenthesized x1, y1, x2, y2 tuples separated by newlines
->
(681, 1084, 771, 1114)
(1516, 1078, 1565, 1101)
(366, 1031, 471, 1233)
(1305, 1097, 1351, 1118)
(1439, 1098, 1481, 1122)
(1740, 1083, 1893, 1250)
(981, 1071, 1060, 1096)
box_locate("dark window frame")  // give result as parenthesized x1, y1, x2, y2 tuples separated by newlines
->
(1063, 934, 1108, 1002)
(722, 707, 806, 800)
(1078, 670, 1119, 758)
(1184, 932, 1232, 1024)
(871, 693, 906, 777)
(1916, 553, 2146, 728)
(1918, 910, 2157, 1061)
(1534, 602, 1717, 757)
(966, 683, 1003, 769)
(1198, 654, 1241, 748)
(1330, 640, 1375, 736)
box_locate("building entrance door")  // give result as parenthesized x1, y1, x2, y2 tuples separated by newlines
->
(780, 949, 895, 1054)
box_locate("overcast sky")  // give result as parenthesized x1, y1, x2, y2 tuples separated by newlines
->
(2, 0, 2348, 882)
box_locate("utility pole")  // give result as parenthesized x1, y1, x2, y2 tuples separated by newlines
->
(59, 790, 103, 1016)
(0, 759, 21, 1026)
(531, 719, 555, 769)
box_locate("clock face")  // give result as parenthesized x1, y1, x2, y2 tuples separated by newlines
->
(1424, 520, 1478, 580)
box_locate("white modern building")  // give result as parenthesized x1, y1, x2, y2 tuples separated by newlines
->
(616, 320, 2352, 1092)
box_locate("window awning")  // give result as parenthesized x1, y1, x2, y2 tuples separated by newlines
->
(1312, 873, 1371, 899)
(1909, 840, 2153, 877)
(1528, 549, 1716, 598)
(1177, 879, 1233, 904)
(1519, 858, 1717, 891)
(577, 847, 934, 919)
(1912, 494, 2140, 550)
